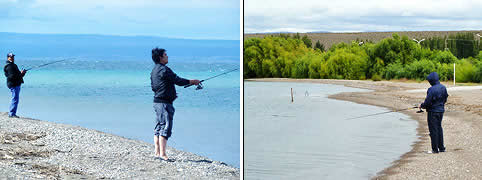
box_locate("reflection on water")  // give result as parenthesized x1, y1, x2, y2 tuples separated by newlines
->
(244, 81, 418, 179)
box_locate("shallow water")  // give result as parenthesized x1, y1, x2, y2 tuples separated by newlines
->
(244, 81, 418, 179)
(0, 59, 240, 167)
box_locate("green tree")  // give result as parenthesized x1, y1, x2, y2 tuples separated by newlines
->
(323, 48, 368, 80)
(301, 35, 312, 48)
(243, 31, 482, 83)
(293, 32, 301, 39)
(314, 40, 325, 52)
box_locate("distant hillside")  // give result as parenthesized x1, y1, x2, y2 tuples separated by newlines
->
(244, 30, 482, 49)
(0, 32, 240, 61)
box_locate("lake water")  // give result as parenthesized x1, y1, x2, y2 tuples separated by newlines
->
(244, 81, 418, 179)
(0, 59, 240, 167)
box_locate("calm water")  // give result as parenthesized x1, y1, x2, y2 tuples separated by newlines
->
(0, 59, 240, 167)
(244, 81, 418, 179)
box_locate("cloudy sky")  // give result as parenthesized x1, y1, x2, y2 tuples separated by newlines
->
(0, 0, 240, 40)
(245, 0, 482, 33)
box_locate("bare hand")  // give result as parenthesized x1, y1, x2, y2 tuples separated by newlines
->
(190, 79, 201, 85)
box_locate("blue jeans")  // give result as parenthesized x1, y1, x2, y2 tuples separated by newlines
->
(9, 86, 21, 116)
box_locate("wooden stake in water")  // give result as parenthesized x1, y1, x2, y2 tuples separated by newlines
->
(291, 88, 294, 103)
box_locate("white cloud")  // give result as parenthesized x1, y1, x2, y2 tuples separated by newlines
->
(245, 0, 482, 33)
(32, 0, 238, 9)
(0, 0, 240, 39)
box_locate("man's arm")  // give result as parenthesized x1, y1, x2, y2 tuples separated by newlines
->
(420, 89, 433, 109)
(442, 87, 448, 104)
(164, 68, 199, 86)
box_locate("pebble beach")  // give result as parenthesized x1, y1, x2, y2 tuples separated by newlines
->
(0, 113, 239, 179)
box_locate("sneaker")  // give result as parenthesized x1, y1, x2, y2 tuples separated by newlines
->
(8, 115, 19, 118)
(440, 149, 446, 152)
(426, 150, 439, 154)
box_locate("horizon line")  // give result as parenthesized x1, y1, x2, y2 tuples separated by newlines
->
(0, 31, 240, 41)
(244, 29, 482, 34)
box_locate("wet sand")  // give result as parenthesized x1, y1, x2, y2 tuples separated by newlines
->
(246, 78, 482, 179)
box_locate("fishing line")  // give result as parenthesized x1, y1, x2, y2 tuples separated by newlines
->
(24, 58, 75, 71)
(346, 105, 422, 120)
(184, 68, 238, 90)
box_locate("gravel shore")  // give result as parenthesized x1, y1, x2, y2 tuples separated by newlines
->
(247, 78, 482, 179)
(0, 113, 239, 179)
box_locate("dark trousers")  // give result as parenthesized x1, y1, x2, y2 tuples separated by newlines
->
(427, 111, 445, 152)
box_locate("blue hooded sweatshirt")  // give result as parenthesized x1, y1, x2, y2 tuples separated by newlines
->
(421, 72, 448, 112)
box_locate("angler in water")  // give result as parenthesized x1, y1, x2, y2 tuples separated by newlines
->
(150, 47, 200, 161)
(4, 53, 27, 118)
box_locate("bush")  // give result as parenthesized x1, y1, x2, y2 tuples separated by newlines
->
(436, 63, 454, 81)
(323, 48, 368, 80)
(371, 74, 382, 81)
(455, 59, 475, 83)
(405, 59, 437, 80)
(432, 50, 457, 64)
(384, 63, 405, 80)
(308, 52, 323, 79)
(473, 61, 482, 83)
(243, 33, 482, 83)
(292, 55, 311, 78)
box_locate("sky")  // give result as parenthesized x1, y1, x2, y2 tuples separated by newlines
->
(0, 0, 240, 40)
(245, 0, 482, 33)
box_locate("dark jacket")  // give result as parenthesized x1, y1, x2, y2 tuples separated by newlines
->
(150, 63, 190, 104)
(421, 72, 448, 112)
(4, 61, 24, 88)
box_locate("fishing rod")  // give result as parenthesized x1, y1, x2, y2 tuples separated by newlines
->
(184, 68, 238, 90)
(24, 58, 75, 71)
(346, 105, 423, 120)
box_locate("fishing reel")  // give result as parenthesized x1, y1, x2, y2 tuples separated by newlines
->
(195, 82, 204, 90)
(413, 104, 424, 113)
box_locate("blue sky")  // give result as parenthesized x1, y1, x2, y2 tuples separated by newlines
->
(245, 0, 482, 33)
(0, 0, 240, 40)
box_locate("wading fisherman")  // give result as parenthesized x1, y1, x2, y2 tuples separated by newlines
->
(150, 48, 200, 161)
(419, 72, 448, 154)
(4, 53, 27, 118)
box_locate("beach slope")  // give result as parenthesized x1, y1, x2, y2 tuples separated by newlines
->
(0, 114, 239, 179)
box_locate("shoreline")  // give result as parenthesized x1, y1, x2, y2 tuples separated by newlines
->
(0, 113, 239, 179)
(245, 78, 482, 179)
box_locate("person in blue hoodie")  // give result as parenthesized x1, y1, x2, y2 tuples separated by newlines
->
(419, 72, 448, 154)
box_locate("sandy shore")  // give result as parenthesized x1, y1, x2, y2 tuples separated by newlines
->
(0, 113, 239, 179)
(246, 78, 482, 179)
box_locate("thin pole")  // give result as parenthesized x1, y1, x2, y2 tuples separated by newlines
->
(453, 63, 456, 86)
(25, 58, 74, 71)
(291, 88, 293, 103)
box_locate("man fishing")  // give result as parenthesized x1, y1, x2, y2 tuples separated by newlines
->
(150, 47, 200, 161)
(419, 72, 448, 154)
(4, 53, 27, 118)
